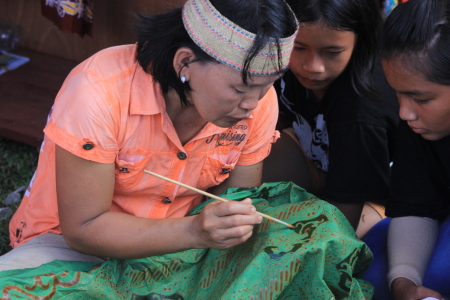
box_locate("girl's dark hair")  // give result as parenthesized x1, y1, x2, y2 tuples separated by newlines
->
(285, 0, 383, 96)
(382, 0, 450, 85)
(135, 0, 298, 106)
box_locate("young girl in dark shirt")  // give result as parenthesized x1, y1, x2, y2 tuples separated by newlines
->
(363, 0, 450, 299)
(262, 0, 399, 237)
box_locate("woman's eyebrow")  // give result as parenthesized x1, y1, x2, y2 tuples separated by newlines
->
(398, 89, 431, 96)
(294, 41, 344, 50)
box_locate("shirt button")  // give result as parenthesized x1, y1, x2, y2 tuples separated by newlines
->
(162, 197, 172, 204)
(119, 167, 129, 173)
(221, 168, 231, 174)
(177, 151, 187, 160)
(82, 142, 94, 150)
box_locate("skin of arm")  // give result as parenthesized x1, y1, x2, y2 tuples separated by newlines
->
(55, 146, 262, 259)
(326, 200, 364, 231)
(208, 162, 263, 196)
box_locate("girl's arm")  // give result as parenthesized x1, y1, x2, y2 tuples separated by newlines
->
(388, 216, 442, 300)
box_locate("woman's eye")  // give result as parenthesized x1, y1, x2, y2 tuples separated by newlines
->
(235, 88, 245, 94)
(326, 51, 342, 57)
(413, 98, 430, 104)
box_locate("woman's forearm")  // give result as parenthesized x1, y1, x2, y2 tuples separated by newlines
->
(63, 211, 200, 259)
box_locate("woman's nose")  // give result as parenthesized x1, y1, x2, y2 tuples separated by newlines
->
(239, 95, 259, 111)
(398, 97, 418, 121)
(303, 54, 325, 73)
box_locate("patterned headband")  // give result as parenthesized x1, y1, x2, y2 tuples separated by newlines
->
(182, 0, 298, 76)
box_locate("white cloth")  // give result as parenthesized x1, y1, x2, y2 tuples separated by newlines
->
(0, 233, 106, 272)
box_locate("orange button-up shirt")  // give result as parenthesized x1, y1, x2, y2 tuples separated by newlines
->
(9, 45, 279, 247)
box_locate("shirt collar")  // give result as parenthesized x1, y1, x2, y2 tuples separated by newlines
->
(129, 65, 166, 116)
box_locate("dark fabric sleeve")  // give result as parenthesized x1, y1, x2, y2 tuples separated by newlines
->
(322, 122, 391, 203)
(386, 121, 450, 220)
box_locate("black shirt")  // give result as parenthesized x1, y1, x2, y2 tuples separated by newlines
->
(275, 63, 399, 203)
(387, 120, 450, 220)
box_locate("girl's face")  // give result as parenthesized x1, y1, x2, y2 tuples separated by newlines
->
(288, 22, 356, 100)
(186, 62, 279, 128)
(382, 58, 450, 141)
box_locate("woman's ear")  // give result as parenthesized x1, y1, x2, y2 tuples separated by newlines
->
(173, 47, 196, 81)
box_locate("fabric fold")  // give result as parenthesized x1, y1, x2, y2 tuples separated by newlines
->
(0, 182, 373, 299)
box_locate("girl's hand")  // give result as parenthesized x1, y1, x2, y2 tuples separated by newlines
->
(392, 278, 445, 300)
(191, 198, 263, 250)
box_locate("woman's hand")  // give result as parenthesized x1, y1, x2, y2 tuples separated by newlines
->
(191, 198, 262, 250)
(392, 277, 445, 300)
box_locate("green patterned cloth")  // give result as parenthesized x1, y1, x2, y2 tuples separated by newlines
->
(0, 182, 373, 299)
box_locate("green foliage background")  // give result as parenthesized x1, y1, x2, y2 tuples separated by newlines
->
(0, 138, 39, 255)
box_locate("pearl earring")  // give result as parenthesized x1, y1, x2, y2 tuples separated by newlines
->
(181, 76, 186, 83)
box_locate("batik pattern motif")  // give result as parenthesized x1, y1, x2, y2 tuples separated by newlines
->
(0, 182, 373, 300)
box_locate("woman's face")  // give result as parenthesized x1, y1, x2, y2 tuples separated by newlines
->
(186, 62, 279, 128)
(288, 22, 356, 99)
(382, 58, 450, 141)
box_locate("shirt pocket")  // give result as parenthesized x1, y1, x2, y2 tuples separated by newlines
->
(114, 155, 152, 191)
(197, 156, 237, 191)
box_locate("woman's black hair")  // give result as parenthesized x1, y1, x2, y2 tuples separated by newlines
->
(135, 0, 298, 106)
(382, 0, 450, 85)
(285, 0, 383, 96)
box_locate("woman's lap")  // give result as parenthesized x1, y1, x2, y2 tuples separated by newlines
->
(423, 216, 450, 298)
(363, 216, 450, 299)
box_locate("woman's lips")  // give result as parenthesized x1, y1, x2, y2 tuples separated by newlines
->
(301, 76, 322, 86)
(227, 116, 245, 124)
(409, 125, 427, 134)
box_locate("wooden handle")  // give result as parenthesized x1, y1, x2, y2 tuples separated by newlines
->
(143, 170, 295, 229)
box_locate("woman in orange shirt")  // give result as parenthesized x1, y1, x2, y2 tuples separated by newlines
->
(0, 0, 298, 271)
